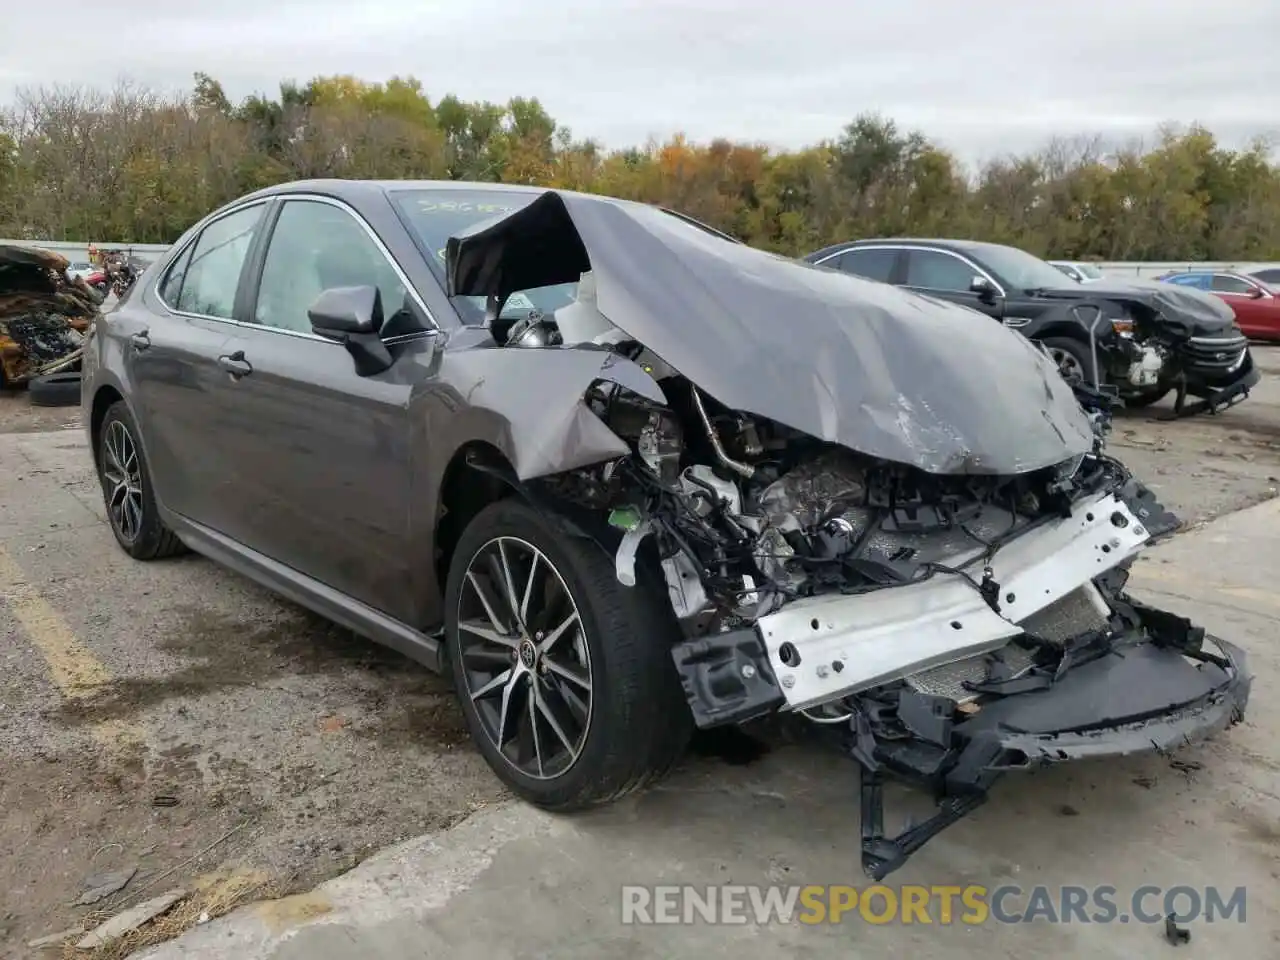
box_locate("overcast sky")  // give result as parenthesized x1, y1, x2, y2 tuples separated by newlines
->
(2, 0, 1276, 164)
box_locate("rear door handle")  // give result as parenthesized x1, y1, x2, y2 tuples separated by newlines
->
(218, 350, 253, 379)
(130, 332, 151, 351)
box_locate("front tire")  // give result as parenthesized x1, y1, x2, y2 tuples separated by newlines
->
(1039, 336, 1097, 385)
(445, 498, 690, 810)
(96, 401, 186, 560)
(1120, 386, 1171, 409)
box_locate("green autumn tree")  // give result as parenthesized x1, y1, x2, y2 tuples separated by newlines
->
(1, 73, 1277, 261)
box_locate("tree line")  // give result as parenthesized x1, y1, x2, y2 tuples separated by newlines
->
(2, 72, 1278, 261)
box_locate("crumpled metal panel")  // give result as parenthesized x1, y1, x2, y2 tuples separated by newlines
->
(1038, 277, 1238, 337)
(447, 190, 1096, 477)
(0, 244, 98, 382)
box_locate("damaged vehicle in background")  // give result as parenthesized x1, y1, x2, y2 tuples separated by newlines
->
(805, 238, 1260, 417)
(1, 244, 100, 404)
(82, 181, 1252, 879)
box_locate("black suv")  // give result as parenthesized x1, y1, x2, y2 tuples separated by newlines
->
(804, 238, 1259, 416)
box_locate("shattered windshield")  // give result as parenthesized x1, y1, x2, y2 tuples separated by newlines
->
(979, 245, 1079, 292)
(391, 189, 578, 324)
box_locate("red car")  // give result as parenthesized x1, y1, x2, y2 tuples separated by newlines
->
(1158, 270, 1280, 341)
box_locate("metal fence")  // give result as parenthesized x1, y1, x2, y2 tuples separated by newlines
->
(0, 239, 172, 264)
(1089, 261, 1280, 279)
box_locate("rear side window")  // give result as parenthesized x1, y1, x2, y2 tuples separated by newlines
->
(170, 205, 265, 319)
(831, 248, 897, 283)
(158, 243, 194, 307)
(1166, 273, 1209, 290)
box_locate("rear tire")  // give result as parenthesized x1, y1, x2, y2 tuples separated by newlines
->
(445, 498, 690, 810)
(96, 401, 187, 560)
(28, 371, 82, 407)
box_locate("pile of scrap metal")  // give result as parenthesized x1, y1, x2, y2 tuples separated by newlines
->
(0, 244, 100, 397)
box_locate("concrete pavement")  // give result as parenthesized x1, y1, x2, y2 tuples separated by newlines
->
(136, 500, 1280, 960)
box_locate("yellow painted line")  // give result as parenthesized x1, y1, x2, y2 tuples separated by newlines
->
(0, 543, 143, 752)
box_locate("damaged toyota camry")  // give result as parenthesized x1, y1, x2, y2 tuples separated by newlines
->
(82, 180, 1252, 879)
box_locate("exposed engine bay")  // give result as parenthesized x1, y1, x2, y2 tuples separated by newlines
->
(493, 268, 1249, 879)
(501, 272, 1149, 649)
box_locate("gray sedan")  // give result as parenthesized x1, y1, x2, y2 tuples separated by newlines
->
(81, 179, 1250, 878)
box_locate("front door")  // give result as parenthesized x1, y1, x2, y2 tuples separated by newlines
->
(1212, 274, 1273, 337)
(202, 197, 426, 619)
(901, 248, 1006, 321)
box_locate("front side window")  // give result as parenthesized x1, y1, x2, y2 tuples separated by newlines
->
(173, 205, 264, 319)
(832, 248, 897, 283)
(1211, 274, 1256, 295)
(253, 200, 410, 335)
(905, 250, 979, 292)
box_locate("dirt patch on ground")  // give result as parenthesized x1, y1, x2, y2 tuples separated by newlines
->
(1, 595, 494, 957)
(0, 389, 80, 435)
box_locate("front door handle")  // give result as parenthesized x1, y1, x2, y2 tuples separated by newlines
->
(218, 350, 253, 379)
(130, 332, 151, 351)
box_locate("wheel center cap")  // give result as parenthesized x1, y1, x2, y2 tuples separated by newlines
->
(519, 639, 537, 670)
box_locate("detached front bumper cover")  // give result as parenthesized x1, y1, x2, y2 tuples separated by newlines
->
(1167, 347, 1260, 419)
(851, 624, 1251, 880)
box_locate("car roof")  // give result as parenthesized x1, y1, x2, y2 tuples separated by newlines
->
(221, 178, 742, 245)
(809, 237, 1027, 258)
(1163, 268, 1250, 278)
(239, 178, 631, 207)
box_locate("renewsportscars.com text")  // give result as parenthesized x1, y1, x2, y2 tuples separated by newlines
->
(620, 884, 1247, 926)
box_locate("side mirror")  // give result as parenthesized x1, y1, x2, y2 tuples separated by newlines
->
(969, 275, 999, 302)
(1246, 286, 1265, 300)
(307, 285, 393, 376)
(308, 285, 384, 336)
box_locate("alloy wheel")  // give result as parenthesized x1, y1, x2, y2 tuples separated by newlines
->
(1049, 347, 1084, 380)
(102, 419, 144, 543)
(456, 536, 593, 780)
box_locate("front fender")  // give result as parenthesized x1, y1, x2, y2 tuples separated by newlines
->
(407, 345, 666, 626)
(422, 346, 664, 484)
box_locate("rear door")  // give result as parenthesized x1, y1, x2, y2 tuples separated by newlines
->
(201, 196, 427, 619)
(127, 202, 267, 525)
(820, 246, 903, 284)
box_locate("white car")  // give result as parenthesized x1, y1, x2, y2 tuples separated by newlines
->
(1049, 260, 1105, 283)
(65, 261, 98, 281)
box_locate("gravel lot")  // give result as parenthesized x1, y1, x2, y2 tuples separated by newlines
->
(2, 348, 1279, 955)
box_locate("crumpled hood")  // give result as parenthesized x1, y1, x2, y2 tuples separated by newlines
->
(1038, 278, 1239, 337)
(447, 191, 1095, 476)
